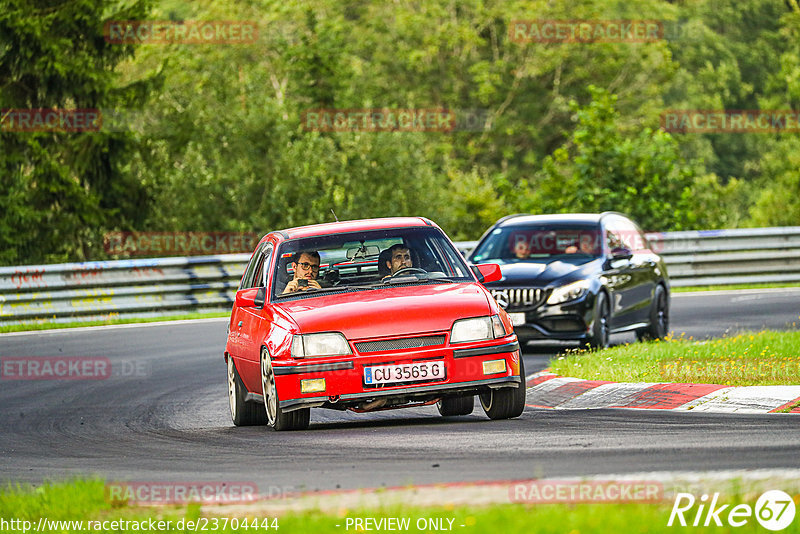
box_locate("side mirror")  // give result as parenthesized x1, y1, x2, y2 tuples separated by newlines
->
(611, 247, 633, 260)
(254, 286, 266, 308)
(235, 287, 266, 308)
(472, 263, 502, 284)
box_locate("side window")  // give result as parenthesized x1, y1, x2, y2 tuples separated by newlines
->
(252, 244, 272, 288)
(239, 242, 272, 289)
(618, 219, 648, 251)
(605, 220, 625, 252)
(606, 216, 647, 252)
(239, 248, 260, 290)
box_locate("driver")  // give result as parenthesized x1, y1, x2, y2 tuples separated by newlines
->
(384, 244, 414, 277)
(283, 250, 322, 293)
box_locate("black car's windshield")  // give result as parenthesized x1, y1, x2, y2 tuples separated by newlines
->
(272, 227, 472, 300)
(471, 225, 603, 265)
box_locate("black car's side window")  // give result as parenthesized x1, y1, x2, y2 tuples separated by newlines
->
(606, 216, 648, 252)
(605, 220, 626, 253)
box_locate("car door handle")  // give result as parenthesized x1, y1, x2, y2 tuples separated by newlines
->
(237, 321, 243, 328)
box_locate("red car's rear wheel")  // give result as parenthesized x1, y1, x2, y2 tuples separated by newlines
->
(227, 356, 266, 426)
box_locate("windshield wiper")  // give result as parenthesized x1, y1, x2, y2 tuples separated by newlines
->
(383, 276, 458, 285)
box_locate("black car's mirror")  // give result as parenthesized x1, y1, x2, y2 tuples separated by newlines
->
(611, 246, 633, 260)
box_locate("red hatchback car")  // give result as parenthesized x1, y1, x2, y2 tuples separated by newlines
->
(225, 217, 525, 430)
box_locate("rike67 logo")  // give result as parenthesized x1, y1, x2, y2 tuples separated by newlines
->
(668, 491, 796, 531)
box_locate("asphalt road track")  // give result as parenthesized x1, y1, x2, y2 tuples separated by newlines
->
(1, 289, 799, 492)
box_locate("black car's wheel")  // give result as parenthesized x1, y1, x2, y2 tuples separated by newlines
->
(479, 357, 526, 420)
(585, 291, 610, 350)
(437, 395, 475, 416)
(637, 284, 669, 341)
(227, 356, 267, 426)
(260, 348, 310, 431)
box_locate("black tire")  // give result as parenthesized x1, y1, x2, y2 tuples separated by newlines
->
(227, 356, 267, 426)
(584, 291, 610, 350)
(260, 348, 310, 431)
(637, 284, 669, 341)
(437, 395, 475, 416)
(479, 356, 526, 420)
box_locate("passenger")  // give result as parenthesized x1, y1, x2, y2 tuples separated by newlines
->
(283, 251, 322, 293)
(513, 239, 531, 259)
(565, 237, 595, 254)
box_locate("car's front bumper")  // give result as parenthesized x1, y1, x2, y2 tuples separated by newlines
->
(270, 338, 521, 411)
(508, 293, 596, 342)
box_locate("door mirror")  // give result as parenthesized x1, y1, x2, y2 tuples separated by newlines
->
(472, 263, 502, 284)
(235, 287, 266, 308)
(610, 247, 633, 260)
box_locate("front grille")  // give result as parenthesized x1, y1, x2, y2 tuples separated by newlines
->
(490, 287, 547, 310)
(355, 335, 446, 353)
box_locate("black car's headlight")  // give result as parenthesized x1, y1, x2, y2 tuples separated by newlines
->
(450, 315, 508, 343)
(546, 280, 590, 305)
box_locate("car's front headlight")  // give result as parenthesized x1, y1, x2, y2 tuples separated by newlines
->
(450, 315, 508, 344)
(546, 280, 590, 305)
(291, 332, 352, 358)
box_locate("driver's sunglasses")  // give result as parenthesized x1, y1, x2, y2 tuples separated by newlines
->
(297, 261, 320, 272)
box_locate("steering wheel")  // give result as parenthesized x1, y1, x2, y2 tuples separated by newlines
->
(390, 267, 427, 277)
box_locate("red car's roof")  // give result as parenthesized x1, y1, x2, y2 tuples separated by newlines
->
(275, 217, 435, 240)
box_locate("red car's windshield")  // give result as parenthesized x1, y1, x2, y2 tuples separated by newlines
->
(272, 226, 473, 300)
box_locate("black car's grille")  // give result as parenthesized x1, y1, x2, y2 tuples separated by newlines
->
(355, 335, 446, 353)
(490, 288, 547, 310)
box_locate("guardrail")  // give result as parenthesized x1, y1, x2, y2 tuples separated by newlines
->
(2, 227, 799, 326)
(0, 255, 250, 326)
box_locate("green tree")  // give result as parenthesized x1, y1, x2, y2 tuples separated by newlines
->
(0, 0, 155, 265)
(530, 86, 709, 231)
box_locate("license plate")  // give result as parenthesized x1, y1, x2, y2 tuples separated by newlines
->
(509, 312, 526, 325)
(364, 361, 446, 385)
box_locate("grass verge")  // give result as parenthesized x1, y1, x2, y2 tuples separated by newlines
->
(548, 330, 800, 386)
(3, 479, 799, 533)
(0, 312, 229, 334)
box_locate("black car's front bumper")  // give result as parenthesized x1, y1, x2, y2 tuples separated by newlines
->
(508, 292, 597, 342)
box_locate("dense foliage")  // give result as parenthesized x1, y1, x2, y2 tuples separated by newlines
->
(1, 0, 799, 264)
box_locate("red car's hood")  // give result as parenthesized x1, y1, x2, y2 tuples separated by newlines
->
(275, 283, 491, 340)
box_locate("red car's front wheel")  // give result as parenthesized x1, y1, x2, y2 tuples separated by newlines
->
(260, 348, 310, 431)
(479, 357, 526, 420)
